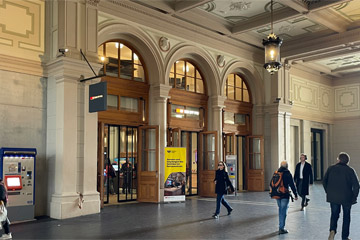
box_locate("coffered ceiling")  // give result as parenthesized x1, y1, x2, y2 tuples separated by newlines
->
(130, 0, 360, 78)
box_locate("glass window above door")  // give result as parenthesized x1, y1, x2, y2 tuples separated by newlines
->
(169, 60, 205, 94)
(98, 41, 146, 82)
(224, 73, 251, 103)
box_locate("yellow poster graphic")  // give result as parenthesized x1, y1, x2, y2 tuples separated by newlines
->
(164, 147, 186, 202)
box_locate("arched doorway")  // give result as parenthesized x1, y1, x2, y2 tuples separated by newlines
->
(222, 73, 264, 191)
(96, 40, 159, 205)
(166, 59, 217, 197)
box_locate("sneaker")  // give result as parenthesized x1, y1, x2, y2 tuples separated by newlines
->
(212, 214, 219, 219)
(300, 206, 304, 211)
(305, 198, 310, 206)
(227, 208, 233, 215)
(279, 229, 289, 235)
(1, 233, 12, 239)
(328, 230, 335, 240)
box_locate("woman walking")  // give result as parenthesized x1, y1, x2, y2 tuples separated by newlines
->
(212, 161, 234, 219)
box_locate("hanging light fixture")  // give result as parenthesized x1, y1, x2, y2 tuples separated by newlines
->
(262, 0, 283, 74)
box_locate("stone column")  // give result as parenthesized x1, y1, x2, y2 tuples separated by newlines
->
(210, 95, 226, 161)
(149, 84, 171, 202)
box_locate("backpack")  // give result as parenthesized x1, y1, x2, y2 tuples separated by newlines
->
(269, 171, 288, 199)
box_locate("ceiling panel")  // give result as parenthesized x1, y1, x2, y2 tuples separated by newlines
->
(198, 0, 286, 24)
(331, 1, 360, 21)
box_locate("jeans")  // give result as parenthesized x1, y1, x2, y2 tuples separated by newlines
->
(2, 219, 9, 234)
(215, 193, 232, 215)
(330, 202, 352, 239)
(276, 198, 289, 230)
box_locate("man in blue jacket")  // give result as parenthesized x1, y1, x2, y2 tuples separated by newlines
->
(323, 152, 360, 240)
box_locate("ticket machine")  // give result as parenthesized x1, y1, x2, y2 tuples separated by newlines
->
(0, 148, 36, 221)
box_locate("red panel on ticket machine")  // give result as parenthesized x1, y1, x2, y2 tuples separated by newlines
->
(5, 175, 22, 191)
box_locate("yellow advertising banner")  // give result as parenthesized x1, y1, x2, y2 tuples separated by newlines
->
(164, 147, 186, 202)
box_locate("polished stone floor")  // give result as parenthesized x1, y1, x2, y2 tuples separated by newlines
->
(9, 183, 360, 239)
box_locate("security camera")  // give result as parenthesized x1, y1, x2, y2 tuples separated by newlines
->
(58, 48, 69, 55)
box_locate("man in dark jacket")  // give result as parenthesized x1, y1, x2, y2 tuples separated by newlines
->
(323, 152, 359, 240)
(294, 153, 313, 210)
(272, 161, 298, 235)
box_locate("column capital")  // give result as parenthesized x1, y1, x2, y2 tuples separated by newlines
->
(46, 57, 103, 83)
(150, 84, 172, 100)
(210, 95, 227, 109)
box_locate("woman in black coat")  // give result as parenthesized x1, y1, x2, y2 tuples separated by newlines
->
(294, 154, 313, 210)
(212, 161, 234, 219)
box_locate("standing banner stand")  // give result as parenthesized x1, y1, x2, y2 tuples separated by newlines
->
(226, 155, 237, 196)
(164, 148, 186, 202)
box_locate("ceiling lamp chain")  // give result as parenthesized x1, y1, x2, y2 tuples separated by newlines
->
(262, 0, 283, 74)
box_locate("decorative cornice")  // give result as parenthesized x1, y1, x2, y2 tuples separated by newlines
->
(102, 0, 262, 63)
(86, 0, 100, 7)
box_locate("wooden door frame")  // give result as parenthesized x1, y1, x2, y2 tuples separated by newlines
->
(97, 122, 105, 208)
(199, 131, 218, 197)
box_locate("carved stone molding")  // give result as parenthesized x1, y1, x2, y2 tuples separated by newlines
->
(217, 55, 225, 68)
(159, 37, 170, 52)
(86, 0, 100, 7)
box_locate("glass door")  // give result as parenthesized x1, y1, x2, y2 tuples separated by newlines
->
(181, 132, 198, 196)
(102, 125, 138, 204)
(311, 129, 324, 181)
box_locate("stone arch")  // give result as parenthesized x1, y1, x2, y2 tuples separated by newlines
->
(98, 22, 164, 85)
(221, 61, 265, 105)
(165, 44, 220, 97)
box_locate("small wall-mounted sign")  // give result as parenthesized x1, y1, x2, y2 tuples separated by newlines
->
(89, 82, 107, 113)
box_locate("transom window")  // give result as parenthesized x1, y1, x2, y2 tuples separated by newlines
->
(98, 41, 145, 82)
(224, 74, 250, 102)
(169, 60, 205, 94)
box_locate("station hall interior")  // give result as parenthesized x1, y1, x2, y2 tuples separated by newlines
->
(0, 0, 359, 223)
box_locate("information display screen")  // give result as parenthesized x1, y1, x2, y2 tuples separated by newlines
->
(5, 176, 22, 190)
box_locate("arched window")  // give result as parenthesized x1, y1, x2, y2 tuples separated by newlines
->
(98, 41, 145, 82)
(169, 60, 205, 94)
(224, 74, 250, 102)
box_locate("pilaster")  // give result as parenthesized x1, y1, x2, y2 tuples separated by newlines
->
(46, 57, 102, 219)
(210, 95, 226, 161)
(149, 84, 171, 202)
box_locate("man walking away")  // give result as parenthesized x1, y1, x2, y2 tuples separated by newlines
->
(270, 161, 298, 235)
(323, 152, 359, 240)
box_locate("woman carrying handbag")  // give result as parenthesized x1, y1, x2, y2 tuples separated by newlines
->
(212, 161, 234, 219)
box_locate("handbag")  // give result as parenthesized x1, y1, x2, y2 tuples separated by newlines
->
(0, 201, 7, 223)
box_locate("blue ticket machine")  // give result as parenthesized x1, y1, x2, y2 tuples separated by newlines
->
(0, 148, 36, 221)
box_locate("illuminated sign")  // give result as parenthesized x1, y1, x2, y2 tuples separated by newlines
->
(90, 95, 103, 100)
(89, 82, 107, 113)
(175, 108, 199, 116)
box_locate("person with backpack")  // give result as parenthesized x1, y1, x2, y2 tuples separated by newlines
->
(270, 161, 298, 235)
(323, 152, 359, 240)
(212, 161, 234, 219)
(294, 153, 313, 211)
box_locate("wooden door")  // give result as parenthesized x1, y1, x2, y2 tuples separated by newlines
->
(199, 131, 218, 197)
(246, 136, 264, 191)
(138, 126, 159, 202)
